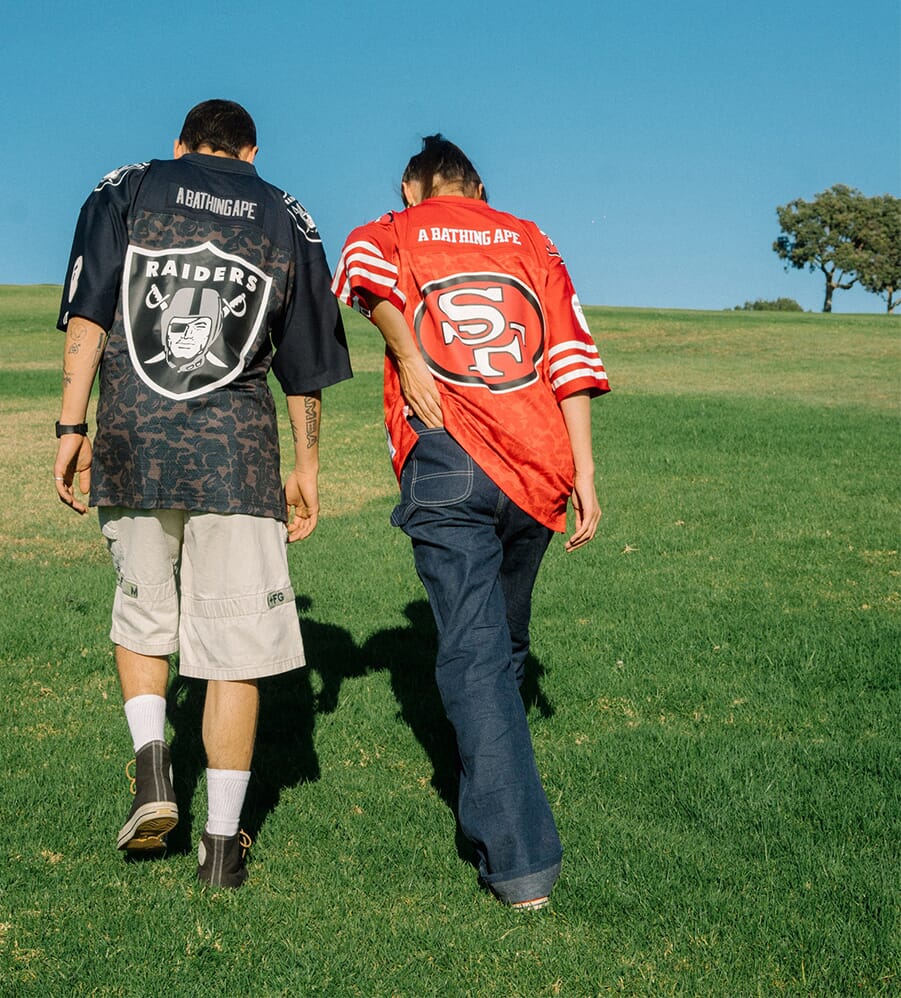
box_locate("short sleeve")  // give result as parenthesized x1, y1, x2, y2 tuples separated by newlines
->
(57, 162, 148, 332)
(540, 231, 610, 401)
(270, 195, 353, 395)
(330, 215, 406, 317)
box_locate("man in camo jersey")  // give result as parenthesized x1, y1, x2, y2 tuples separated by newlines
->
(53, 100, 351, 888)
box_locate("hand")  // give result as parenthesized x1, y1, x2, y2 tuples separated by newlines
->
(284, 469, 320, 542)
(365, 295, 444, 427)
(396, 354, 443, 429)
(565, 471, 601, 552)
(54, 434, 92, 515)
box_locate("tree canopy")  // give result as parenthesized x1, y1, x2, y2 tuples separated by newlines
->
(773, 186, 900, 313)
(855, 194, 901, 314)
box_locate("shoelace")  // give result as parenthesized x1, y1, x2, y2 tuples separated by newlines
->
(125, 758, 137, 796)
(126, 757, 249, 856)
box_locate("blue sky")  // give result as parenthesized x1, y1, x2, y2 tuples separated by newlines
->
(3, 1, 899, 313)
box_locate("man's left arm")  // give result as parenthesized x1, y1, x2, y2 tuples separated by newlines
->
(284, 391, 321, 542)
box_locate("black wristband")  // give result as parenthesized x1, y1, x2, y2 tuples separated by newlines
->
(55, 421, 89, 438)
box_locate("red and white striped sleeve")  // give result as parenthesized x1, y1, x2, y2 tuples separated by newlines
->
(548, 321, 609, 398)
(541, 233, 609, 400)
(331, 217, 406, 316)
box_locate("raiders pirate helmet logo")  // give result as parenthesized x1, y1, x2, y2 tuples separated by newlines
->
(122, 242, 272, 400)
(156, 287, 224, 373)
(414, 273, 545, 393)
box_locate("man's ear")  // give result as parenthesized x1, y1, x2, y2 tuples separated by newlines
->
(239, 145, 258, 164)
(173, 139, 189, 159)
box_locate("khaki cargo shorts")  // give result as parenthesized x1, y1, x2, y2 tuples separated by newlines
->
(99, 508, 305, 680)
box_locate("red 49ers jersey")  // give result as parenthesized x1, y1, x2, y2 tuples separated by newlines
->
(332, 196, 609, 530)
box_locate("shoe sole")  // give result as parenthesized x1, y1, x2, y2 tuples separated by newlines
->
(197, 868, 248, 889)
(117, 802, 179, 851)
(510, 896, 549, 910)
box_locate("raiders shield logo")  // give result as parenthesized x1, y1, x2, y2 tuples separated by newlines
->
(414, 273, 545, 393)
(122, 243, 272, 400)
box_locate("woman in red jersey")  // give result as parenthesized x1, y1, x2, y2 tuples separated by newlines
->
(333, 135, 609, 909)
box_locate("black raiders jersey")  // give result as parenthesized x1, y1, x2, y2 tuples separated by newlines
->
(58, 153, 351, 519)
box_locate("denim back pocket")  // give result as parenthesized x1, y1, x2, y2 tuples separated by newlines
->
(391, 426, 474, 526)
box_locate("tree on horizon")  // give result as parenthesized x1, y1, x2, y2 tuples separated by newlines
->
(773, 184, 865, 313)
(855, 194, 901, 314)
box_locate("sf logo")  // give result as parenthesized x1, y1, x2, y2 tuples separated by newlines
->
(416, 274, 544, 393)
(436, 286, 527, 377)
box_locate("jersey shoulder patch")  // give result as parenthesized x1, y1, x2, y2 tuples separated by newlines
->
(282, 192, 322, 243)
(539, 228, 562, 259)
(94, 162, 150, 192)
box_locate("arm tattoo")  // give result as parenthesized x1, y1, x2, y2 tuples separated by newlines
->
(68, 322, 86, 354)
(304, 396, 319, 449)
(66, 320, 107, 361)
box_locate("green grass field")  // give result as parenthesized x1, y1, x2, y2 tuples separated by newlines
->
(1, 285, 899, 996)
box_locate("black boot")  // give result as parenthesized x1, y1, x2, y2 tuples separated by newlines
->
(197, 829, 251, 888)
(117, 740, 178, 852)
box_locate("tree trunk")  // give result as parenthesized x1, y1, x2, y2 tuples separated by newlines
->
(823, 280, 833, 313)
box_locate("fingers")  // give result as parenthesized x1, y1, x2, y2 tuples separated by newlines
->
(404, 384, 443, 427)
(564, 486, 601, 552)
(412, 398, 444, 428)
(54, 436, 92, 515)
(397, 361, 443, 428)
(55, 476, 88, 515)
(564, 526, 594, 552)
(284, 474, 320, 542)
(287, 510, 318, 542)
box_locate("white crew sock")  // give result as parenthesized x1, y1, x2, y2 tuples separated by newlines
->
(205, 769, 251, 837)
(123, 694, 167, 753)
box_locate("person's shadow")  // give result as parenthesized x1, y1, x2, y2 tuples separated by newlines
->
(358, 599, 555, 866)
(163, 594, 359, 852)
(162, 594, 554, 865)
(360, 601, 455, 802)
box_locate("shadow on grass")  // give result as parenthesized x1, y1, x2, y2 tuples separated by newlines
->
(355, 599, 554, 869)
(163, 666, 325, 853)
(160, 594, 553, 867)
(359, 600, 455, 799)
(163, 595, 336, 852)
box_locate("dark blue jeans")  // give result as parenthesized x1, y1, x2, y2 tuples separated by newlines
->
(391, 422, 562, 903)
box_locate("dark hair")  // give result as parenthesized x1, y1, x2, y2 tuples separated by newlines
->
(178, 100, 257, 157)
(401, 134, 487, 205)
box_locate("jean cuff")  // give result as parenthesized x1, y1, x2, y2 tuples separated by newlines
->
(481, 856, 562, 905)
